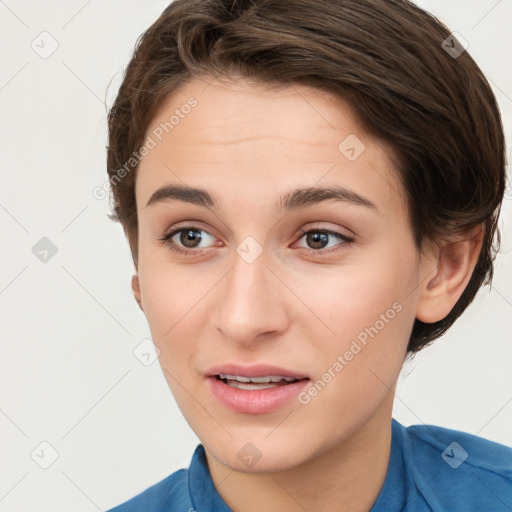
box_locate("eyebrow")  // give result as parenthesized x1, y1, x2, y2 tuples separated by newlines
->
(145, 184, 378, 213)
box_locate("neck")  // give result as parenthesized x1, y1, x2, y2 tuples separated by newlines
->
(205, 396, 394, 512)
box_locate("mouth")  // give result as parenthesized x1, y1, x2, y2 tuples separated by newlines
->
(205, 364, 311, 414)
(214, 373, 306, 390)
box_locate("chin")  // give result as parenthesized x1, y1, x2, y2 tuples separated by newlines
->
(204, 433, 316, 474)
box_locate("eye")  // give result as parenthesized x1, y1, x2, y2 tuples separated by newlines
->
(294, 228, 354, 253)
(158, 224, 354, 256)
(159, 225, 218, 254)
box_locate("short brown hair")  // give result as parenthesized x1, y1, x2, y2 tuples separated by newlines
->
(106, 0, 506, 353)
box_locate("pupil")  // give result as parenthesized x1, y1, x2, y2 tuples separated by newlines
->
(181, 229, 201, 248)
(308, 232, 327, 249)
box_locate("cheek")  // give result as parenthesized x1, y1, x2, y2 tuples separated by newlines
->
(136, 255, 220, 378)
(137, 240, 209, 332)
(300, 248, 414, 341)
(297, 246, 417, 392)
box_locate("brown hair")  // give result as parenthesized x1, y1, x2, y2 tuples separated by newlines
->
(106, 0, 506, 353)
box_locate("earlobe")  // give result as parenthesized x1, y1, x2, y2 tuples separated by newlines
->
(416, 226, 484, 324)
(131, 274, 144, 311)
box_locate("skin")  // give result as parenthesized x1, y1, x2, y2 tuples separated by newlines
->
(131, 76, 482, 512)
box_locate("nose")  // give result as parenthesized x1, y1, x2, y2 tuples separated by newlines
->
(214, 248, 290, 346)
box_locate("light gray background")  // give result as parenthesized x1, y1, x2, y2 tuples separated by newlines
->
(0, 0, 510, 510)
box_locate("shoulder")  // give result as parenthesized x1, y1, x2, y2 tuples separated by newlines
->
(404, 422, 512, 472)
(397, 420, 512, 510)
(106, 467, 191, 512)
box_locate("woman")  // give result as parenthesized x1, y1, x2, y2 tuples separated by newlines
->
(105, 0, 512, 510)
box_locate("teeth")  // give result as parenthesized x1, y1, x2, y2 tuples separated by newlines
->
(250, 376, 271, 383)
(234, 375, 251, 382)
(218, 374, 298, 383)
(226, 381, 279, 390)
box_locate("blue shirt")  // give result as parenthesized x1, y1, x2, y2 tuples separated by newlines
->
(107, 419, 512, 511)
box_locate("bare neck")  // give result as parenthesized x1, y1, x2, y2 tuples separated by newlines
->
(205, 398, 393, 512)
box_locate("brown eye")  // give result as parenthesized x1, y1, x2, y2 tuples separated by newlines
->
(179, 228, 203, 248)
(159, 226, 217, 254)
(296, 229, 354, 252)
(305, 231, 329, 249)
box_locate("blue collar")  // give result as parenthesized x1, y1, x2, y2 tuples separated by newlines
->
(187, 419, 406, 511)
(189, 444, 232, 511)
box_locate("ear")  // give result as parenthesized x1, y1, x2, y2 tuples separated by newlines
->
(131, 274, 144, 312)
(416, 225, 484, 323)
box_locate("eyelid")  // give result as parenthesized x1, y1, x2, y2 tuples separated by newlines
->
(295, 222, 355, 240)
(159, 218, 218, 238)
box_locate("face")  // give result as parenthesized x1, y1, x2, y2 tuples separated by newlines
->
(133, 76, 428, 472)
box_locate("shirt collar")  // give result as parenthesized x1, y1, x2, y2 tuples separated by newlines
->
(188, 419, 409, 512)
(188, 444, 232, 512)
(370, 418, 413, 511)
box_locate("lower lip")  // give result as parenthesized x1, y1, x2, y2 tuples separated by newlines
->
(206, 376, 310, 414)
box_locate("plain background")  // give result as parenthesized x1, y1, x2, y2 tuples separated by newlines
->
(0, 0, 510, 510)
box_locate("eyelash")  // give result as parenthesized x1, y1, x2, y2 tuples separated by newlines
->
(158, 224, 354, 256)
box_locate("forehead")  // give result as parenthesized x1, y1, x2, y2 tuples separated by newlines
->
(136, 76, 405, 216)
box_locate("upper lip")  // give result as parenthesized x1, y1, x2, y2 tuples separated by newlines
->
(205, 363, 310, 380)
